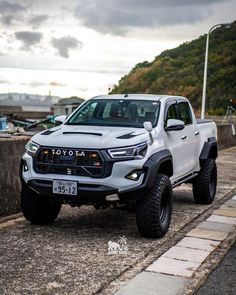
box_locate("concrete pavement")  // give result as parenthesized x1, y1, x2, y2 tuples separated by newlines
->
(115, 195, 236, 295)
(0, 147, 236, 295)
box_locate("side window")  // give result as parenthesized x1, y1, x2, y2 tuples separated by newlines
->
(165, 103, 178, 126)
(177, 102, 192, 125)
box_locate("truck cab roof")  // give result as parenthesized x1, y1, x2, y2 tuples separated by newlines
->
(91, 94, 188, 103)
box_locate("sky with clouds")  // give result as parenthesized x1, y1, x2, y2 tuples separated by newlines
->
(0, 0, 235, 99)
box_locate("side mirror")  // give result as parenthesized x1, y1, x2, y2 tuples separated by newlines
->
(54, 115, 67, 124)
(143, 121, 154, 144)
(143, 121, 153, 132)
(165, 119, 185, 131)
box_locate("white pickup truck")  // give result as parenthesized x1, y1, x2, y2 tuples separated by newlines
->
(20, 94, 218, 238)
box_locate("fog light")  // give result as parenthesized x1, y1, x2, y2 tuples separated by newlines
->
(125, 170, 143, 181)
(127, 173, 138, 180)
(23, 161, 29, 172)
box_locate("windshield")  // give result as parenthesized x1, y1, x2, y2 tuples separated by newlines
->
(67, 99, 160, 128)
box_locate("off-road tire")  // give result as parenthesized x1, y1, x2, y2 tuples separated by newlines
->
(21, 186, 61, 224)
(192, 158, 217, 204)
(135, 174, 172, 238)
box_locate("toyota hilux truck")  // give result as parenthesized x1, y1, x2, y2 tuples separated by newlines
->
(20, 94, 218, 238)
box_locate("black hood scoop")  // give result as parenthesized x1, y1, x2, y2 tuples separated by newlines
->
(63, 132, 103, 136)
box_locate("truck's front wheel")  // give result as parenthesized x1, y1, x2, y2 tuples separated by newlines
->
(135, 174, 172, 238)
(21, 186, 61, 224)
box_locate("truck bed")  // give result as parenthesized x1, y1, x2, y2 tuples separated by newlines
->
(197, 119, 217, 142)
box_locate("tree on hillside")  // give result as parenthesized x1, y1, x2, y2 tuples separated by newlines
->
(111, 21, 236, 115)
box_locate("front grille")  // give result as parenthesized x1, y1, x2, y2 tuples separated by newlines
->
(34, 147, 104, 178)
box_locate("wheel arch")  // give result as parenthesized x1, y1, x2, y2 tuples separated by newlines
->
(200, 137, 218, 166)
(143, 149, 173, 189)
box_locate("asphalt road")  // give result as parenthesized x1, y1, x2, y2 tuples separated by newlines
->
(195, 240, 236, 295)
(0, 147, 236, 295)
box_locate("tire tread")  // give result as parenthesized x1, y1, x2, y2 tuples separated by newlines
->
(193, 159, 217, 204)
(135, 174, 172, 238)
(21, 187, 61, 224)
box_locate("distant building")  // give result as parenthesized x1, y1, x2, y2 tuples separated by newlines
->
(0, 105, 23, 116)
(0, 104, 51, 120)
(51, 96, 85, 116)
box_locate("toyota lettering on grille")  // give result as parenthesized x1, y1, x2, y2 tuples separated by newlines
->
(36, 148, 104, 177)
(51, 149, 86, 157)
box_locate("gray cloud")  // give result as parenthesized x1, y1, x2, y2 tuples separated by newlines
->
(15, 31, 43, 50)
(51, 36, 83, 58)
(49, 81, 66, 87)
(28, 14, 49, 28)
(74, 0, 224, 35)
(0, 1, 28, 25)
(26, 81, 67, 88)
(29, 81, 45, 88)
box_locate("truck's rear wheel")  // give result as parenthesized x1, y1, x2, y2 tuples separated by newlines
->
(21, 186, 61, 224)
(192, 158, 217, 204)
(135, 174, 172, 238)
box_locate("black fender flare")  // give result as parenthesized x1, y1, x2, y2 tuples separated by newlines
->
(200, 137, 218, 165)
(118, 149, 173, 201)
(143, 149, 173, 189)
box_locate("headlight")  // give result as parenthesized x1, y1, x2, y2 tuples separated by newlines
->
(25, 141, 40, 156)
(108, 142, 147, 160)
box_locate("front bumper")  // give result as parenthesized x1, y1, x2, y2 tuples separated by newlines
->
(20, 153, 149, 204)
(25, 179, 119, 205)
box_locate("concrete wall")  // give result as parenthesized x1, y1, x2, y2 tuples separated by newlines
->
(0, 124, 235, 217)
(0, 136, 29, 217)
(217, 124, 236, 149)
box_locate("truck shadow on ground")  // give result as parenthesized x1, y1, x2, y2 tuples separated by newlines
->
(33, 186, 208, 236)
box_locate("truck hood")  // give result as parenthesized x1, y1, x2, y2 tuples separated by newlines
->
(32, 125, 149, 149)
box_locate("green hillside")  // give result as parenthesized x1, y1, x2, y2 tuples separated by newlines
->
(111, 21, 236, 115)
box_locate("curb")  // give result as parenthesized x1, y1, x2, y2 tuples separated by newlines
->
(0, 213, 24, 229)
(0, 212, 23, 224)
(114, 195, 236, 295)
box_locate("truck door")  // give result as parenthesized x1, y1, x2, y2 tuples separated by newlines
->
(176, 101, 200, 174)
(164, 101, 187, 179)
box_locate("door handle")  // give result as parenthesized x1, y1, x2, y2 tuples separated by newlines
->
(195, 131, 199, 136)
(181, 135, 187, 140)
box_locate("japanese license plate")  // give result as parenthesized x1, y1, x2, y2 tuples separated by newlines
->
(53, 180, 77, 195)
